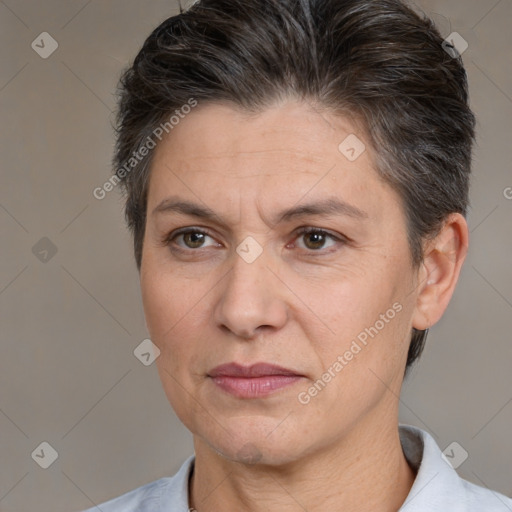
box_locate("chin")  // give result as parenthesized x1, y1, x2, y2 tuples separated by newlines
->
(200, 423, 309, 467)
(215, 442, 299, 467)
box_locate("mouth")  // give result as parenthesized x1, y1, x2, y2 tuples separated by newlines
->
(208, 362, 304, 399)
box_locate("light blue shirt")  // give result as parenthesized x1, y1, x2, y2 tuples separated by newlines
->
(81, 424, 512, 511)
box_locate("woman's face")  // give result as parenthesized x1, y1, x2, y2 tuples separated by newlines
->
(140, 99, 422, 465)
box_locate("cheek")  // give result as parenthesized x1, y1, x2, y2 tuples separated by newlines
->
(141, 267, 206, 424)
(141, 256, 197, 337)
(140, 259, 210, 372)
(140, 273, 172, 341)
(300, 261, 411, 379)
(288, 266, 392, 346)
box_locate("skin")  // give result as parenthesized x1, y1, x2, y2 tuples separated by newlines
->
(139, 99, 468, 512)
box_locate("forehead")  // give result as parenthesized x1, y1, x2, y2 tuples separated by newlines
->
(147, 100, 395, 223)
(153, 100, 368, 166)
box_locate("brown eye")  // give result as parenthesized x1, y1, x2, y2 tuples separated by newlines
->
(303, 231, 327, 250)
(182, 231, 207, 248)
(166, 228, 219, 251)
(293, 227, 342, 253)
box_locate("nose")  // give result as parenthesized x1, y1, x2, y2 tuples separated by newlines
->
(213, 247, 288, 339)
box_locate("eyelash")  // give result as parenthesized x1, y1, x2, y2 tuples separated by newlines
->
(163, 226, 346, 256)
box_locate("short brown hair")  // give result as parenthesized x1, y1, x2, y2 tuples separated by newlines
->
(113, 0, 476, 371)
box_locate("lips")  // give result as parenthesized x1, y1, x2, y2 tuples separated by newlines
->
(208, 362, 302, 378)
(208, 362, 304, 398)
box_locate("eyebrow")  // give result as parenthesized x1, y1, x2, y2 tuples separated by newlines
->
(152, 196, 369, 226)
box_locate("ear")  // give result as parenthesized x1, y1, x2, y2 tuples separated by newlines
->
(411, 213, 469, 331)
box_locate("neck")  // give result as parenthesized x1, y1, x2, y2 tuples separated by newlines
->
(189, 416, 416, 512)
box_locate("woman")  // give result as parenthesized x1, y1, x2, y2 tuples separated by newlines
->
(83, 0, 511, 510)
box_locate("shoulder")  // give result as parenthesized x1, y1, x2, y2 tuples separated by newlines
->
(459, 478, 512, 511)
(79, 455, 195, 512)
(399, 425, 512, 511)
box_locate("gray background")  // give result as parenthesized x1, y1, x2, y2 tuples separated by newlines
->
(0, 0, 511, 510)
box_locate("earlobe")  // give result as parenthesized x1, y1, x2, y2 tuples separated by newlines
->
(411, 213, 469, 331)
